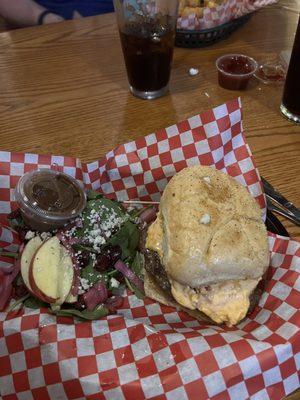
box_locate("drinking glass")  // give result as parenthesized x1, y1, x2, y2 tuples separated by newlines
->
(280, 15, 300, 124)
(113, 0, 179, 100)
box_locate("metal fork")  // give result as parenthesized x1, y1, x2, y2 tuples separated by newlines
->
(262, 177, 300, 227)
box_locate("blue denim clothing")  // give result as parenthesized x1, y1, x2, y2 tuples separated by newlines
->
(35, 0, 114, 19)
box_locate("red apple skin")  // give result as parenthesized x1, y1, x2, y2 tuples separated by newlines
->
(28, 256, 59, 304)
(67, 249, 77, 298)
(20, 241, 43, 298)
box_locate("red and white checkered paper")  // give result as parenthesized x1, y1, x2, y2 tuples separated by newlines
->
(0, 99, 299, 400)
(177, 0, 277, 31)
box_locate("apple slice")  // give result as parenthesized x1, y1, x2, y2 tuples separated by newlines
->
(29, 237, 61, 303)
(65, 292, 78, 304)
(29, 236, 74, 305)
(21, 236, 43, 293)
(57, 245, 75, 305)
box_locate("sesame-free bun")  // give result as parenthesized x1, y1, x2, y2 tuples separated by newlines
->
(146, 166, 269, 288)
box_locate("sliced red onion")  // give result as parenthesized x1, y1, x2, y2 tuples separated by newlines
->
(62, 218, 83, 232)
(0, 264, 17, 275)
(139, 207, 157, 224)
(105, 295, 123, 313)
(0, 280, 13, 310)
(83, 281, 108, 311)
(0, 260, 20, 311)
(67, 237, 83, 246)
(114, 260, 144, 293)
(10, 259, 21, 280)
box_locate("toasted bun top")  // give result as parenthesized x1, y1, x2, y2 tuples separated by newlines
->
(146, 166, 269, 287)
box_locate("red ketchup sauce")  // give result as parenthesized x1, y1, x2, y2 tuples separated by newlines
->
(216, 54, 258, 90)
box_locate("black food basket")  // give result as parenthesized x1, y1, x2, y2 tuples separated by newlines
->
(176, 13, 251, 48)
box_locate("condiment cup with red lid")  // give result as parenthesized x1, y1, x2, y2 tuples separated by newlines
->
(216, 53, 258, 90)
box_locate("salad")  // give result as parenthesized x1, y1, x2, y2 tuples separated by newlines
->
(0, 191, 156, 320)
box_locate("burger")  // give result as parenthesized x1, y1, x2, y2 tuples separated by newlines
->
(142, 166, 269, 326)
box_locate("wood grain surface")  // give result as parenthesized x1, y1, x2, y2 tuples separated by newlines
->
(0, 1, 299, 241)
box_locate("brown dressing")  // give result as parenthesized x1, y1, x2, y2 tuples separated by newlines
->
(15, 169, 86, 231)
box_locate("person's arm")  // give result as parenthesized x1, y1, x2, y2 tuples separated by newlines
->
(0, 0, 64, 27)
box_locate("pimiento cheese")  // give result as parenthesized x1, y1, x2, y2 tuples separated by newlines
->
(170, 278, 260, 326)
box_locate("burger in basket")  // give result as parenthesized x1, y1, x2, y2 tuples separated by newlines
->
(142, 166, 269, 327)
(3, 165, 269, 327)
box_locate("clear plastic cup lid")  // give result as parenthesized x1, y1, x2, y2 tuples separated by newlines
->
(15, 169, 86, 221)
(254, 61, 286, 85)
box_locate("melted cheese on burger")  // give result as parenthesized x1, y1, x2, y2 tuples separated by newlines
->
(170, 278, 260, 326)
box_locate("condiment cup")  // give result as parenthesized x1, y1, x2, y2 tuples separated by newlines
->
(216, 53, 258, 90)
(14, 168, 86, 231)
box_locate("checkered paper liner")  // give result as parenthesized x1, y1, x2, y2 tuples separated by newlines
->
(0, 99, 299, 400)
(177, 0, 277, 31)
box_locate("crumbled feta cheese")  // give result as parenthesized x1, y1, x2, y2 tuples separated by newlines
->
(203, 176, 211, 184)
(93, 236, 106, 249)
(199, 213, 211, 225)
(78, 277, 91, 294)
(110, 278, 120, 288)
(189, 67, 199, 76)
(90, 229, 102, 238)
(40, 231, 51, 241)
(82, 205, 129, 251)
(25, 231, 35, 240)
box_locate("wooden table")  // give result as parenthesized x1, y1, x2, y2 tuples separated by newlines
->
(0, 2, 299, 238)
(0, 2, 299, 399)
(0, 1, 299, 237)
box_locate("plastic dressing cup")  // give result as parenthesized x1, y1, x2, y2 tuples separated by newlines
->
(14, 169, 86, 231)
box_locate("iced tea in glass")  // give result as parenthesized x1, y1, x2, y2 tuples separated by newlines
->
(113, 0, 178, 100)
(280, 15, 300, 124)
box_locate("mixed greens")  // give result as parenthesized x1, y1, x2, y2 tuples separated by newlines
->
(2, 191, 154, 320)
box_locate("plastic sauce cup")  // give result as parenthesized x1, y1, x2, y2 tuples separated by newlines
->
(216, 54, 258, 90)
(14, 169, 86, 231)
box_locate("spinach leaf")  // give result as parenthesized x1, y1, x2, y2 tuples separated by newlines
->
(24, 296, 48, 309)
(131, 251, 145, 280)
(125, 277, 144, 299)
(16, 274, 24, 286)
(80, 263, 102, 286)
(7, 210, 25, 232)
(73, 244, 97, 254)
(112, 283, 125, 296)
(108, 220, 139, 260)
(52, 305, 109, 320)
(6, 293, 30, 312)
(87, 190, 103, 201)
(105, 269, 119, 277)
(80, 197, 126, 236)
